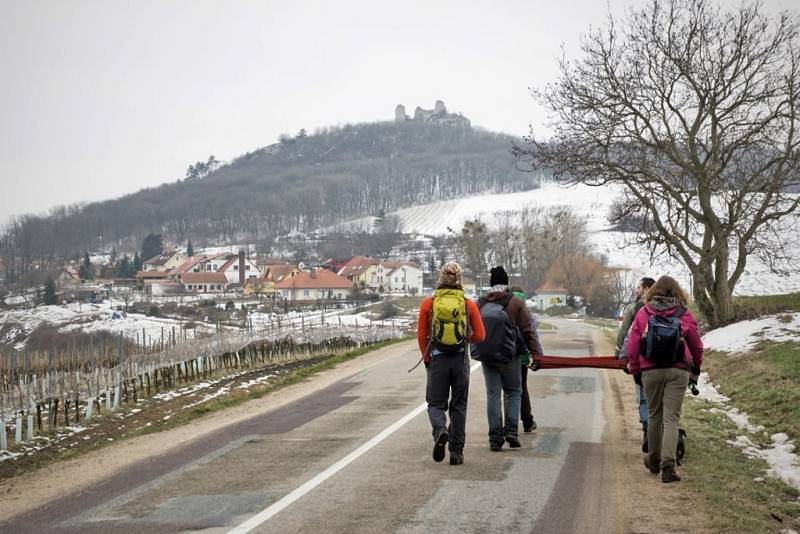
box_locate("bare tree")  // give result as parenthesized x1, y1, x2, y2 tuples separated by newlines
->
(514, 0, 800, 327)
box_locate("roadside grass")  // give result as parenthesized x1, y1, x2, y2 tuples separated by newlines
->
(0, 337, 412, 479)
(703, 342, 800, 446)
(682, 399, 800, 533)
(536, 320, 556, 331)
(685, 292, 800, 328)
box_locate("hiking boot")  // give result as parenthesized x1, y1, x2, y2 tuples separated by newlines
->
(644, 456, 660, 474)
(433, 431, 449, 462)
(505, 434, 522, 448)
(449, 451, 464, 465)
(490, 443, 503, 452)
(642, 429, 649, 454)
(662, 467, 681, 483)
(524, 420, 538, 433)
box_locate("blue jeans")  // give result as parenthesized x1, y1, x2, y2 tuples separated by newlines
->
(636, 382, 648, 428)
(482, 361, 521, 445)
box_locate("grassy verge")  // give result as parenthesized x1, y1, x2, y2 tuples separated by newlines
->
(682, 399, 800, 532)
(679, 330, 800, 532)
(703, 342, 800, 448)
(1, 337, 412, 479)
(536, 321, 556, 331)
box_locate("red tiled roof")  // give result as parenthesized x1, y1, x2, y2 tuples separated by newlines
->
(337, 256, 378, 278)
(275, 270, 353, 289)
(181, 272, 227, 285)
(536, 282, 568, 293)
(266, 264, 298, 281)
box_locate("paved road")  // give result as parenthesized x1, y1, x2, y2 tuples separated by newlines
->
(2, 318, 619, 534)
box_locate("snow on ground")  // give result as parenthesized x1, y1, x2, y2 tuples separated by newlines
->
(696, 318, 800, 489)
(696, 372, 800, 491)
(0, 300, 217, 348)
(325, 181, 800, 296)
(703, 313, 800, 352)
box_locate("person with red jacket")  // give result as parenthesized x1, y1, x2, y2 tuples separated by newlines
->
(626, 275, 703, 483)
(417, 262, 485, 465)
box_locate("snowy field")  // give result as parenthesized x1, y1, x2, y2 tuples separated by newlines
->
(0, 298, 415, 350)
(327, 182, 800, 296)
(696, 319, 800, 491)
(0, 300, 219, 349)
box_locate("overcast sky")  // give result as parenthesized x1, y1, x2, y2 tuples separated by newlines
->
(0, 0, 793, 227)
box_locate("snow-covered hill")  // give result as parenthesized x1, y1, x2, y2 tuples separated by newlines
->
(326, 182, 800, 296)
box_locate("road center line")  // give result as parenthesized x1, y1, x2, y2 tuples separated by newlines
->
(227, 361, 481, 534)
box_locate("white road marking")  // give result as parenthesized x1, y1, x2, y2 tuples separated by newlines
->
(227, 361, 481, 534)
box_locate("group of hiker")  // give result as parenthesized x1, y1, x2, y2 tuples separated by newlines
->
(417, 262, 703, 484)
(416, 263, 541, 465)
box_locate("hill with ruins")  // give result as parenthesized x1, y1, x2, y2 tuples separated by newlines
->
(0, 101, 536, 268)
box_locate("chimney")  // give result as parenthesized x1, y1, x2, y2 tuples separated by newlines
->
(238, 250, 245, 286)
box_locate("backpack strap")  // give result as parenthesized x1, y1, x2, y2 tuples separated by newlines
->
(673, 306, 687, 319)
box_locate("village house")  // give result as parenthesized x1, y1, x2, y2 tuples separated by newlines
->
(275, 269, 353, 302)
(373, 261, 423, 294)
(534, 282, 569, 311)
(217, 254, 261, 285)
(142, 250, 187, 272)
(180, 272, 228, 294)
(244, 263, 301, 297)
(337, 256, 378, 288)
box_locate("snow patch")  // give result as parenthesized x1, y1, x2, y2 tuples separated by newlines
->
(698, 373, 800, 491)
(703, 313, 800, 353)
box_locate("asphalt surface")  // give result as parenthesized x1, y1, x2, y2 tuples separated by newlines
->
(2, 318, 615, 534)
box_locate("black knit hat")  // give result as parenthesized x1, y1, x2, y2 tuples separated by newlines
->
(489, 266, 508, 286)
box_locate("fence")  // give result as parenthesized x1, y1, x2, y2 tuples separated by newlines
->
(0, 319, 409, 452)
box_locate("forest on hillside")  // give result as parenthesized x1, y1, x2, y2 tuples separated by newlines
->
(1, 121, 537, 282)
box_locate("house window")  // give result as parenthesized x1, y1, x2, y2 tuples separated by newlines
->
(206, 264, 212, 271)
(245, 265, 250, 270)
(303, 289, 310, 297)
(234, 265, 239, 271)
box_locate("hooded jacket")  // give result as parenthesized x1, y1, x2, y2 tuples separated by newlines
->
(482, 290, 542, 359)
(626, 299, 703, 375)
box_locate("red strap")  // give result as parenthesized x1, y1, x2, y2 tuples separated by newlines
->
(531, 355, 626, 370)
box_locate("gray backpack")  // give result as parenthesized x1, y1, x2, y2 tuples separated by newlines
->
(473, 295, 516, 365)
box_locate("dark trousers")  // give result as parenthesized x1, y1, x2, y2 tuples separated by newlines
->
(520, 364, 534, 429)
(426, 352, 470, 453)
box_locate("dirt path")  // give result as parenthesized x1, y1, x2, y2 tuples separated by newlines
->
(589, 327, 714, 534)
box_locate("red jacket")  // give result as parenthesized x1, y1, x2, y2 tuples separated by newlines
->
(626, 303, 704, 375)
(417, 297, 485, 363)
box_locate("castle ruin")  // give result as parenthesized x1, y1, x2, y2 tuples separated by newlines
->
(395, 100, 471, 128)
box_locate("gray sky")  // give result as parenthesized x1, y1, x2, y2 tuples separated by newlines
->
(0, 0, 793, 226)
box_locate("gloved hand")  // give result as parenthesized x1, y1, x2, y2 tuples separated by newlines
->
(633, 373, 643, 386)
(622, 367, 631, 375)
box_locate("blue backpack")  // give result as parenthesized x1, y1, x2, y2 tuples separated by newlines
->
(640, 307, 686, 365)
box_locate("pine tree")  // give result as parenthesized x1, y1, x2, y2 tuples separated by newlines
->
(79, 251, 93, 280)
(141, 234, 164, 264)
(133, 251, 142, 271)
(44, 278, 57, 305)
(187, 239, 194, 257)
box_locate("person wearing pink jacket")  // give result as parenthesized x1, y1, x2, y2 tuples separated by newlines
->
(626, 276, 703, 483)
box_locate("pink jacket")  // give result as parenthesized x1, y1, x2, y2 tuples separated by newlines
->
(626, 304, 703, 375)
